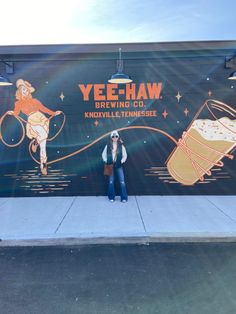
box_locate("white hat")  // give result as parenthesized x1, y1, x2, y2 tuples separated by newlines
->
(110, 130, 119, 138)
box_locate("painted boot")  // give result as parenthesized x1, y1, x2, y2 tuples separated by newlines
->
(41, 162, 47, 175)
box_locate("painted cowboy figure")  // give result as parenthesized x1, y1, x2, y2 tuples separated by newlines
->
(8, 79, 61, 175)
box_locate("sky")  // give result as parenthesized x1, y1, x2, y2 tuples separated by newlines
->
(0, 0, 235, 45)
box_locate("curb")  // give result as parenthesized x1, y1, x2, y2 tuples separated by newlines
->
(1, 234, 236, 247)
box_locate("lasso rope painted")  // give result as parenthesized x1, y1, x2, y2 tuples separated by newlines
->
(0, 99, 235, 186)
(0, 112, 26, 147)
(29, 126, 179, 166)
(171, 99, 236, 184)
(0, 111, 178, 166)
(0, 112, 66, 148)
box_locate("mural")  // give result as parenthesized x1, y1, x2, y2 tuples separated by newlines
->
(3, 79, 63, 175)
(0, 49, 235, 196)
(167, 100, 236, 185)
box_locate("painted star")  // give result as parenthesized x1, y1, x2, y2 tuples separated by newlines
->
(94, 120, 99, 126)
(208, 90, 212, 97)
(60, 92, 65, 101)
(176, 92, 182, 103)
(184, 108, 189, 116)
(162, 110, 168, 119)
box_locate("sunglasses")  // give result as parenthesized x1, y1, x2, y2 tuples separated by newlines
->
(111, 135, 119, 138)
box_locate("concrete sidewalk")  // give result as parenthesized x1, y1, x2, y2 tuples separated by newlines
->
(0, 196, 236, 246)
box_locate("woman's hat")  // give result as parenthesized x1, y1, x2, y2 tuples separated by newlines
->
(110, 130, 119, 138)
(16, 79, 35, 93)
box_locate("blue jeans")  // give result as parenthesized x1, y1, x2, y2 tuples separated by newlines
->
(108, 166, 128, 201)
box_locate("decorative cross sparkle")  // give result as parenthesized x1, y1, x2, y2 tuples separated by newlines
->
(175, 92, 182, 102)
(162, 110, 168, 119)
(184, 108, 189, 116)
(208, 90, 212, 97)
(94, 120, 99, 126)
(60, 92, 65, 101)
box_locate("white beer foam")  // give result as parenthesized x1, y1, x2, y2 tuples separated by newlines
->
(191, 117, 236, 142)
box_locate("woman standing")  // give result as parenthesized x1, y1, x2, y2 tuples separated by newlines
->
(102, 130, 128, 202)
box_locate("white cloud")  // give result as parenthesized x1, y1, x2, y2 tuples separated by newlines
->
(0, 0, 235, 45)
(0, 0, 96, 44)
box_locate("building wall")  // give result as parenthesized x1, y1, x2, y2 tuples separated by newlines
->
(0, 41, 235, 196)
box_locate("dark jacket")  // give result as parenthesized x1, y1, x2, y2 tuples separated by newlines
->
(107, 142, 122, 168)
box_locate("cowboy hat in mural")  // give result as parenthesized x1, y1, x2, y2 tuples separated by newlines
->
(16, 79, 35, 93)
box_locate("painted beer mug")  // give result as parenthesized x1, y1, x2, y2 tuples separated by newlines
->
(167, 99, 236, 185)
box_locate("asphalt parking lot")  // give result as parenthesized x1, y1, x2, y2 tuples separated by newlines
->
(1, 243, 236, 314)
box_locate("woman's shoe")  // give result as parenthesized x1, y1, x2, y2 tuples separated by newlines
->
(41, 163, 47, 175)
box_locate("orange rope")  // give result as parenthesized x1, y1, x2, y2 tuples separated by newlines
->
(0, 111, 65, 149)
(29, 126, 178, 166)
(1, 99, 235, 185)
(206, 104, 236, 135)
(171, 99, 236, 183)
(0, 112, 26, 147)
(187, 132, 234, 160)
(47, 112, 66, 141)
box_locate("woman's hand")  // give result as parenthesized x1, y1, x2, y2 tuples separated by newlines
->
(54, 110, 62, 116)
(7, 111, 14, 115)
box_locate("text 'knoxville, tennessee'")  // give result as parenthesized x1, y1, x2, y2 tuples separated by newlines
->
(78, 83, 162, 119)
